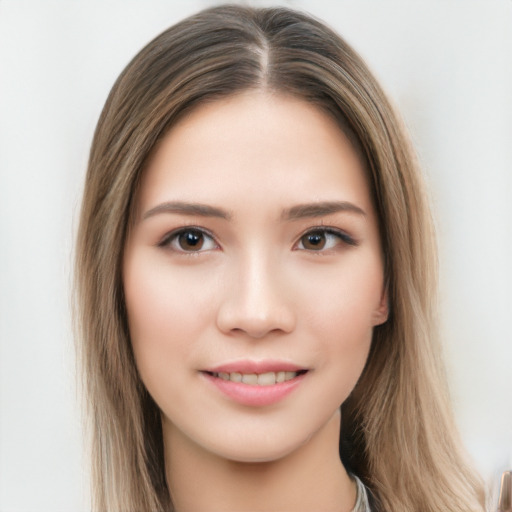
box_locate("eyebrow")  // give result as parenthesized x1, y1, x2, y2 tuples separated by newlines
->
(281, 201, 366, 220)
(141, 200, 366, 223)
(142, 201, 232, 221)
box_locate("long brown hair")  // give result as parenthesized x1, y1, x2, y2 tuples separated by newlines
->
(75, 5, 485, 511)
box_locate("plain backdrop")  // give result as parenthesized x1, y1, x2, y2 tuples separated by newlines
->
(1, 1, 511, 510)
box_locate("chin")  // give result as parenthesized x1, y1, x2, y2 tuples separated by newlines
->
(209, 437, 308, 464)
(197, 414, 335, 466)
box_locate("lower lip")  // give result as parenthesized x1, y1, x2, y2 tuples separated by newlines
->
(202, 372, 307, 407)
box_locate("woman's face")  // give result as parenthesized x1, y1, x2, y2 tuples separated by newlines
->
(123, 91, 388, 463)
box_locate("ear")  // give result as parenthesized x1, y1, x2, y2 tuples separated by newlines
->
(372, 286, 389, 326)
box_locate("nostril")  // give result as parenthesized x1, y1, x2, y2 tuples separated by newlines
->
(215, 279, 297, 338)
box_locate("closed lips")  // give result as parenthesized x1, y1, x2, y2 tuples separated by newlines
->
(208, 370, 307, 386)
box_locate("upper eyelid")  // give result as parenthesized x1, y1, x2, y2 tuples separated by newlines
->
(158, 226, 218, 248)
(298, 225, 356, 241)
(156, 224, 357, 249)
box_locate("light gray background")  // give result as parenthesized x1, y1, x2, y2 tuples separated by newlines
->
(1, 1, 511, 510)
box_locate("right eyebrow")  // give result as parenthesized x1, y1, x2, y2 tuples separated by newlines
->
(142, 201, 232, 221)
(282, 201, 366, 221)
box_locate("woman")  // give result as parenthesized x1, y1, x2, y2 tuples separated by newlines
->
(75, 5, 485, 511)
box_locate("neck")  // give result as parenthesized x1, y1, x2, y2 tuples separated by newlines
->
(163, 411, 356, 512)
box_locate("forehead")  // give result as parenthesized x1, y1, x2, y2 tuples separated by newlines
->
(137, 91, 374, 219)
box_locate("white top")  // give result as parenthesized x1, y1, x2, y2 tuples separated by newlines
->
(350, 475, 371, 512)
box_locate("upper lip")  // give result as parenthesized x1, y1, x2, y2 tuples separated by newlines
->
(204, 360, 307, 374)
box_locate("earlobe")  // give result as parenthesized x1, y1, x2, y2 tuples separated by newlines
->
(373, 288, 389, 326)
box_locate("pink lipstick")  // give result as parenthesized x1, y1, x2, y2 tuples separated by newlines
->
(201, 360, 308, 407)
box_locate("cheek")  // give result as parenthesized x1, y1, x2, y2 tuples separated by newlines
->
(297, 254, 383, 374)
(122, 251, 216, 386)
(300, 255, 383, 332)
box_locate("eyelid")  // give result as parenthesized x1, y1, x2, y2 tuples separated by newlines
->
(294, 226, 358, 251)
(158, 226, 219, 253)
(156, 225, 357, 253)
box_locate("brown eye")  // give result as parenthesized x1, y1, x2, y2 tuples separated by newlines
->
(296, 228, 357, 252)
(300, 231, 327, 250)
(161, 228, 218, 253)
(178, 230, 205, 251)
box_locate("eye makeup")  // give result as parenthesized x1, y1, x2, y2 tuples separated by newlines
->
(294, 226, 358, 251)
(157, 224, 359, 256)
(157, 226, 219, 253)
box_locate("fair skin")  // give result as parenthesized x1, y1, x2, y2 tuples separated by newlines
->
(123, 91, 388, 512)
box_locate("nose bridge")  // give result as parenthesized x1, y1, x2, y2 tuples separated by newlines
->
(216, 246, 295, 338)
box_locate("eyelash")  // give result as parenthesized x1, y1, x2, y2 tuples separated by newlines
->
(294, 227, 358, 252)
(158, 226, 357, 254)
(158, 226, 218, 254)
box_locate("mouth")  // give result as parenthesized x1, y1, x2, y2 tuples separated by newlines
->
(204, 369, 308, 386)
(200, 364, 309, 406)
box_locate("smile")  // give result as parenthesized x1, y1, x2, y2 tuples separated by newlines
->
(209, 370, 305, 386)
(201, 365, 309, 407)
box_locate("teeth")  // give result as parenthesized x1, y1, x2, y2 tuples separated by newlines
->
(241, 373, 258, 385)
(230, 372, 242, 382)
(257, 372, 276, 386)
(212, 370, 301, 385)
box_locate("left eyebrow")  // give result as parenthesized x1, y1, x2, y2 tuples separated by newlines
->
(141, 201, 232, 221)
(281, 201, 366, 221)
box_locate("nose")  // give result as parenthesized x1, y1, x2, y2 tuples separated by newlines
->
(216, 254, 296, 339)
